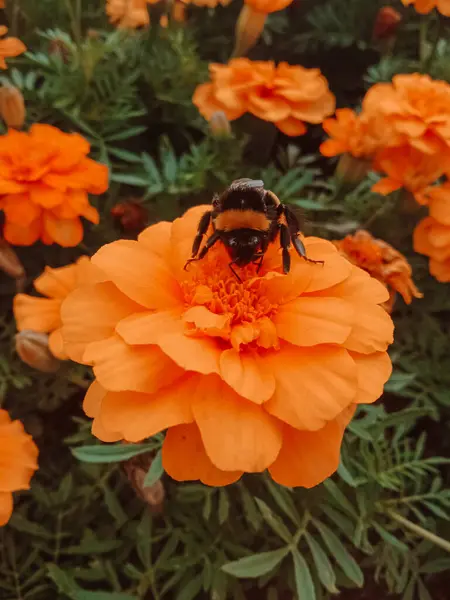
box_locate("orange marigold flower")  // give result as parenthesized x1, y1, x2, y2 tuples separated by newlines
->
(372, 145, 449, 202)
(0, 26, 26, 70)
(414, 216, 450, 282)
(417, 183, 450, 224)
(0, 125, 108, 247)
(320, 108, 384, 159)
(193, 59, 335, 137)
(14, 257, 104, 360)
(333, 230, 422, 311)
(0, 408, 38, 526)
(60, 204, 393, 487)
(401, 0, 450, 16)
(363, 74, 450, 156)
(245, 0, 293, 11)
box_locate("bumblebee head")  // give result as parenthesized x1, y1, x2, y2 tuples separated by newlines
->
(222, 229, 264, 266)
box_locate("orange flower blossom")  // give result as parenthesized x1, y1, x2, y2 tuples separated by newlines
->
(0, 124, 108, 247)
(401, 0, 450, 16)
(60, 203, 394, 487)
(14, 257, 104, 360)
(363, 74, 450, 156)
(0, 408, 38, 526)
(182, 0, 232, 6)
(233, 0, 293, 57)
(414, 216, 450, 282)
(193, 59, 335, 137)
(0, 26, 26, 70)
(106, 0, 161, 29)
(372, 145, 450, 202)
(333, 230, 422, 312)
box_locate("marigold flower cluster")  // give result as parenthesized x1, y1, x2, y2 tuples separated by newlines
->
(55, 205, 394, 487)
(0, 125, 108, 247)
(0, 409, 38, 526)
(14, 257, 103, 360)
(401, 0, 450, 16)
(333, 230, 423, 312)
(194, 58, 335, 137)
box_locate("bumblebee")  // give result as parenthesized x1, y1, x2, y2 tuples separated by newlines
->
(185, 178, 320, 280)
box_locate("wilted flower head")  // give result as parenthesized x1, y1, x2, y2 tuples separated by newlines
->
(194, 59, 335, 137)
(0, 27, 26, 70)
(61, 204, 393, 487)
(0, 125, 108, 246)
(414, 216, 450, 282)
(0, 85, 25, 129)
(14, 257, 103, 360)
(401, 0, 450, 16)
(111, 200, 148, 233)
(373, 7, 402, 40)
(363, 74, 450, 156)
(334, 230, 422, 311)
(15, 331, 61, 373)
(0, 408, 38, 526)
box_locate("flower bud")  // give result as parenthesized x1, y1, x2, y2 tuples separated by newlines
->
(336, 153, 372, 186)
(209, 110, 232, 138)
(0, 238, 25, 280)
(15, 331, 61, 373)
(123, 454, 165, 514)
(373, 7, 402, 41)
(49, 38, 71, 63)
(0, 86, 25, 129)
(172, 1, 186, 23)
(111, 200, 148, 233)
(233, 5, 267, 57)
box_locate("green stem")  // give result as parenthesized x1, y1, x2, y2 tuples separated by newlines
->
(64, 0, 81, 44)
(388, 510, 450, 553)
(421, 16, 442, 71)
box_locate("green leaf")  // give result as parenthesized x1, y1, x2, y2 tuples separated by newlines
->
(108, 147, 143, 163)
(314, 520, 363, 587)
(323, 480, 358, 517)
(417, 578, 433, 600)
(143, 450, 164, 487)
(292, 549, 316, 600)
(221, 548, 289, 578)
(384, 372, 416, 393)
(176, 575, 204, 600)
(255, 498, 293, 543)
(75, 593, 137, 600)
(372, 523, 409, 553)
(264, 478, 300, 525)
(305, 533, 338, 593)
(109, 173, 150, 186)
(218, 488, 230, 525)
(105, 125, 147, 142)
(71, 443, 153, 463)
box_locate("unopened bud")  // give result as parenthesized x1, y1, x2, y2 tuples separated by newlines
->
(0, 238, 25, 280)
(336, 153, 372, 186)
(233, 5, 267, 57)
(111, 200, 148, 233)
(373, 7, 402, 41)
(0, 86, 25, 129)
(49, 39, 71, 63)
(15, 331, 61, 373)
(123, 454, 165, 514)
(209, 110, 231, 138)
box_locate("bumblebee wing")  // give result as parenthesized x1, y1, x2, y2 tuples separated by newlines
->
(230, 178, 264, 190)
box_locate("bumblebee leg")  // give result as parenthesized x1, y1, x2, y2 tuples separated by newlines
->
(281, 204, 323, 265)
(184, 231, 219, 270)
(191, 211, 212, 258)
(279, 223, 291, 274)
(228, 261, 243, 283)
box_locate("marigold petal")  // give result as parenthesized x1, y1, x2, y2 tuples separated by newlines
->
(170, 205, 212, 273)
(14, 295, 61, 333)
(302, 240, 352, 293)
(91, 417, 122, 443)
(269, 406, 355, 488)
(265, 345, 357, 430)
(34, 264, 78, 299)
(273, 296, 354, 346)
(192, 375, 282, 472)
(29, 186, 65, 208)
(2, 193, 40, 225)
(219, 348, 275, 403)
(183, 305, 231, 335)
(48, 329, 67, 360)
(138, 221, 172, 259)
(43, 214, 84, 247)
(92, 240, 182, 309)
(83, 380, 106, 418)
(372, 178, 402, 195)
(3, 218, 41, 246)
(84, 334, 183, 393)
(163, 423, 243, 486)
(116, 310, 182, 345)
(61, 282, 143, 363)
(0, 492, 13, 526)
(100, 374, 196, 442)
(324, 265, 390, 304)
(275, 117, 307, 137)
(350, 351, 392, 404)
(344, 305, 394, 354)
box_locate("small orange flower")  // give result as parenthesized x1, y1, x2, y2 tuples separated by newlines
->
(182, 0, 231, 6)
(0, 26, 26, 70)
(194, 59, 335, 137)
(245, 0, 293, 11)
(14, 257, 104, 360)
(106, 0, 160, 28)
(0, 125, 108, 247)
(333, 230, 422, 311)
(61, 204, 393, 487)
(372, 146, 449, 202)
(363, 74, 450, 156)
(320, 108, 384, 159)
(414, 216, 450, 282)
(373, 7, 402, 40)
(401, 0, 450, 16)
(0, 408, 38, 526)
